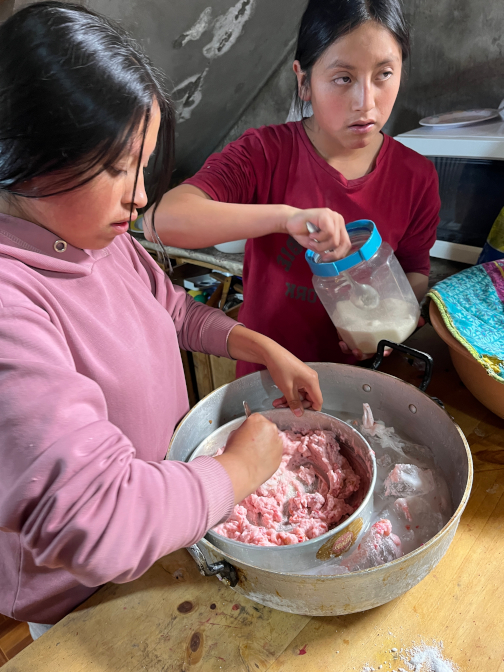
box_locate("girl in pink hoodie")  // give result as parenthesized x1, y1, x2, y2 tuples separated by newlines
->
(0, 2, 323, 635)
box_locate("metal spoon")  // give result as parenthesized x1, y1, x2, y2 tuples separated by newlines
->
(306, 221, 380, 310)
(342, 271, 380, 310)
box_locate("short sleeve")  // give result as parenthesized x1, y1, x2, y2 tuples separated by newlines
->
(184, 128, 273, 204)
(394, 163, 440, 276)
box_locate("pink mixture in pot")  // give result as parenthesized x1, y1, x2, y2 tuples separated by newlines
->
(213, 429, 361, 546)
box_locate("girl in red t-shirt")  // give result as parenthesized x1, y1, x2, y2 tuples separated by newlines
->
(147, 0, 440, 376)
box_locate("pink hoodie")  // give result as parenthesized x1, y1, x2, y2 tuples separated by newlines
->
(0, 214, 236, 623)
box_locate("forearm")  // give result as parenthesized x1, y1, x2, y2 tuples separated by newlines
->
(227, 324, 323, 416)
(145, 185, 296, 248)
(227, 324, 278, 366)
(407, 272, 429, 302)
(213, 452, 253, 505)
(18, 441, 232, 586)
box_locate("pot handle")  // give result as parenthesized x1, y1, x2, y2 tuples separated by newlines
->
(371, 340, 445, 408)
(186, 544, 239, 587)
(371, 339, 433, 393)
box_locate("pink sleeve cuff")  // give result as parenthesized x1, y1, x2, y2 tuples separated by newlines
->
(200, 311, 241, 359)
(189, 456, 235, 528)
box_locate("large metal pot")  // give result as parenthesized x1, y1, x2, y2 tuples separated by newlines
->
(187, 408, 376, 572)
(168, 351, 472, 616)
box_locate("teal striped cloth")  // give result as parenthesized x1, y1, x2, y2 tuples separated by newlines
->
(428, 260, 504, 384)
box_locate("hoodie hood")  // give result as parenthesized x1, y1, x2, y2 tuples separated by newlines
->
(0, 214, 109, 276)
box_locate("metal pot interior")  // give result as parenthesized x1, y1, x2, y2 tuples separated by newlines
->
(187, 408, 376, 571)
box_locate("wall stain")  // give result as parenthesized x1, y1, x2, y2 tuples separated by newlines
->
(173, 7, 212, 50)
(172, 69, 209, 121)
(203, 0, 256, 59)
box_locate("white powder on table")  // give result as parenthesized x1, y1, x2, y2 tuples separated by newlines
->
(360, 640, 460, 672)
(403, 642, 460, 671)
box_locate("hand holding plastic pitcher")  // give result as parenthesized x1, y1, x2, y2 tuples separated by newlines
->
(306, 220, 420, 356)
(286, 208, 351, 262)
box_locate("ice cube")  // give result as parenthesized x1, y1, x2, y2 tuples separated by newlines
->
(394, 496, 445, 543)
(377, 453, 393, 468)
(303, 562, 350, 576)
(362, 403, 375, 429)
(384, 464, 435, 497)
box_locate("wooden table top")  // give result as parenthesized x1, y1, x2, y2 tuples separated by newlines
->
(5, 325, 504, 672)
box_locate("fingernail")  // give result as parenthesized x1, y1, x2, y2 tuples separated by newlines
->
(293, 408, 303, 417)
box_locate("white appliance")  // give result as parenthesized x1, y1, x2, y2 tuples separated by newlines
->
(395, 119, 504, 264)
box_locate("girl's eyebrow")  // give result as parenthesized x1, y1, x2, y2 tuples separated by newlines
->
(326, 60, 355, 70)
(326, 56, 399, 71)
(375, 57, 398, 66)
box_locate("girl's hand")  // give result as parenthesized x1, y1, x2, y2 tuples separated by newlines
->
(263, 344, 323, 417)
(338, 335, 392, 361)
(227, 325, 323, 416)
(214, 413, 283, 504)
(285, 208, 351, 262)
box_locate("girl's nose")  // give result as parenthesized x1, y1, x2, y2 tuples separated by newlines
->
(352, 80, 375, 113)
(125, 169, 148, 210)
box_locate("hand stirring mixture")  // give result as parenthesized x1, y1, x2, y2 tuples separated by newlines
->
(214, 404, 363, 546)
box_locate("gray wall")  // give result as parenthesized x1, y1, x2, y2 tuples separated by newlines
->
(385, 0, 504, 136)
(0, 1, 15, 22)
(12, 0, 307, 178)
(214, 45, 296, 153)
(8, 0, 504, 173)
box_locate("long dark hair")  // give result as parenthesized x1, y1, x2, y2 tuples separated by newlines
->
(294, 0, 410, 113)
(0, 1, 173, 260)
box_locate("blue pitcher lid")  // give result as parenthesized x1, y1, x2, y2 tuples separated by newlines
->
(305, 220, 381, 277)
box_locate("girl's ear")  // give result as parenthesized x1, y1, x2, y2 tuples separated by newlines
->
(293, 60, 311, 102)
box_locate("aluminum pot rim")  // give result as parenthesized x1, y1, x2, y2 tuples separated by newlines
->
(168, 362, 469, 459)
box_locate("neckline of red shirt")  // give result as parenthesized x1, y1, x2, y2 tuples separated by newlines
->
(294, 120, 391, 191)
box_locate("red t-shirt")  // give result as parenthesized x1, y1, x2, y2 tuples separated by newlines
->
(185, 122, 440, 376)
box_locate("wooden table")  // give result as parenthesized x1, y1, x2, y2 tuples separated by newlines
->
(6, 326, 504, 672)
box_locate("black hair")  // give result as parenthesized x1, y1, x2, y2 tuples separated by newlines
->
(0, 1, 174, 263)
(294, 0, 410, 114)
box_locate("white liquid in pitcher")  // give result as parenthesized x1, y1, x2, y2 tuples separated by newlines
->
(333, 297, 417, 353)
